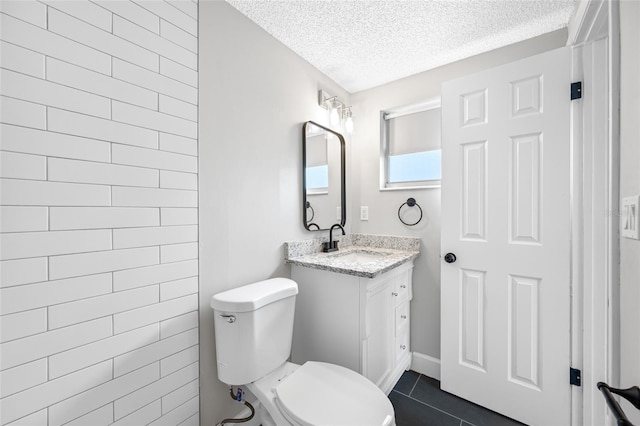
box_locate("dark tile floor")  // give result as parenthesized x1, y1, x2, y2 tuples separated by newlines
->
(390, 371, 526, 426)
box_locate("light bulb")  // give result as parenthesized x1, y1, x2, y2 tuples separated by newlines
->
(345, 116, 354, 134)
(330, 107, 340, 126)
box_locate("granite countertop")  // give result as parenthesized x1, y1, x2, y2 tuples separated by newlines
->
(284, 234, 420, 279)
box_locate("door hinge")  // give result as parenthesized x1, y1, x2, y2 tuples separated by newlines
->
(571, 82, 582, 100)
(570, 367, 582, 386)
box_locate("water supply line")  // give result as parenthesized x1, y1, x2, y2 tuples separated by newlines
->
(215, 387, 255, 426)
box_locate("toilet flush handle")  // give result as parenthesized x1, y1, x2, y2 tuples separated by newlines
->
(219, 314, 236, 324)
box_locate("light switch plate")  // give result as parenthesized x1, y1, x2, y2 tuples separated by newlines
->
(621, 195, 640, 240)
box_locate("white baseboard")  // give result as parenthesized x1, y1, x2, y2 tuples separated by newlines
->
(410, 352, 441, 380)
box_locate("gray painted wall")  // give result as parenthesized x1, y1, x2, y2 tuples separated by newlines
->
(198, 2, 350, 424)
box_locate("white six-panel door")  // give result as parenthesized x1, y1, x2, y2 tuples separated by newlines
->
(441, 47, 572, 426)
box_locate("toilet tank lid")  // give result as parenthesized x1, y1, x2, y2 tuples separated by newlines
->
(210, 278, 298, 312)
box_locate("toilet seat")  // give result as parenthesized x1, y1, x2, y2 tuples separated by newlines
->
(274, 361, 395, 426)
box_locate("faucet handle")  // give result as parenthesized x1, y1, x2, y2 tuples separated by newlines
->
(322, 241, 339, 253)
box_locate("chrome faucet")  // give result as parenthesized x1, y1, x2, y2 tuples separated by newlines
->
(323, 224, 345, 253)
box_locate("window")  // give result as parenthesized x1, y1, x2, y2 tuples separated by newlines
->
(305, 133, 329, 194)
(305, 165, 329, 191)
(381, 98, 441, 189)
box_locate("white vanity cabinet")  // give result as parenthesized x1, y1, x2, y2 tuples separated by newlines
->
(291, 261, 413, 394)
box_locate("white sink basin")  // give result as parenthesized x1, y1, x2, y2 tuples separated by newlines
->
(331, 251, 389, 263)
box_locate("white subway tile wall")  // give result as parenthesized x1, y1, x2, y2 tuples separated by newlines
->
(0, 1, 199, 425)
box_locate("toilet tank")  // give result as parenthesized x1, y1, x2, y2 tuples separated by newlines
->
(211, 278, 298, 385)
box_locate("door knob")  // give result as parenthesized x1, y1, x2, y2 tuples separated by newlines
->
(444, 253, 457, 263)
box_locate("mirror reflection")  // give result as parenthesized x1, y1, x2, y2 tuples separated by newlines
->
(302, 121, 345, 231)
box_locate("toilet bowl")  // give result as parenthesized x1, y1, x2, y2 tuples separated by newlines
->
(249, 361, 395, 426)
(211, 278, 396, 426)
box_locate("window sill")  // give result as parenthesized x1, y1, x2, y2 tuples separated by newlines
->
(379, 184, 441, 192)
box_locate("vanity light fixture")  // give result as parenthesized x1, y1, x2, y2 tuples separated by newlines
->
(318, 90, 354, 133)
(344, 107, 354, 134)
(329, 99, 341, 126)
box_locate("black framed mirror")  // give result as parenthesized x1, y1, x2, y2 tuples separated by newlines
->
(302, 121, 346, 231)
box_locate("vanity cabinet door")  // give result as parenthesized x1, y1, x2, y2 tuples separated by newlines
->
(391, 271, 412, 368)
(291, 262, 414, 394)
(395, 302, 410, 336)
(363, 280, 394, 388)
(291, 266, 362, 372)
(395, 330, 410, 364)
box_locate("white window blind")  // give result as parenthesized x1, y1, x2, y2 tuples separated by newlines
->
(380, 98, 442, 189)
(387, 107, 441, 156)
(305, 134, 328, 167)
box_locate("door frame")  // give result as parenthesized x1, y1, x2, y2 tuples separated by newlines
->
(568, 1, 620, 425)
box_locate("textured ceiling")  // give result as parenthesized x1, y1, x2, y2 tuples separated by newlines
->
(226, 0, 576, 93)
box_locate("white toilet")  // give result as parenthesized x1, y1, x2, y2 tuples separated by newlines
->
(211, 277, 396, 426)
